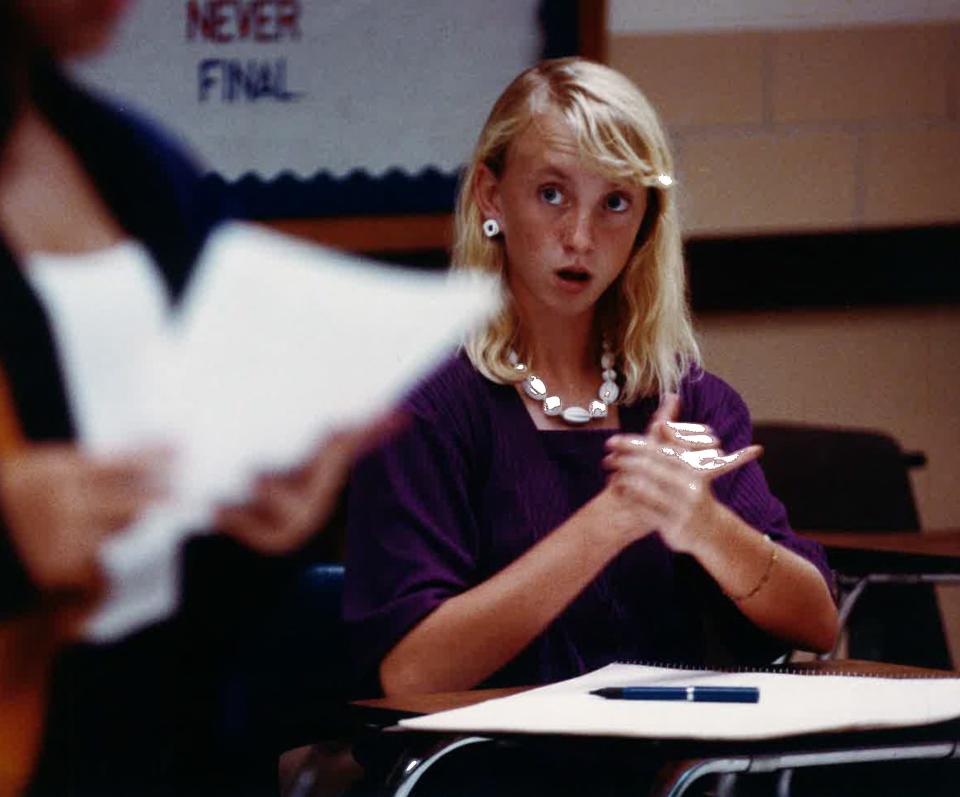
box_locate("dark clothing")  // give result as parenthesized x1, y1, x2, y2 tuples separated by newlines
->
(0, 63, 227, 617)
(344, 353, 833, 695)
(0, 65, 287, 796)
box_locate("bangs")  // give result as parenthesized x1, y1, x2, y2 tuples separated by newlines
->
(530, 84, 663, 189)
(572, 101, 651, 184)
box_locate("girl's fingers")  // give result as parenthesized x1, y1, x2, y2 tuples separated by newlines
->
(649, 393, 680, 426)
(607, 435, 692, 472)
(607, 447, 695, 502)
(608, 434, 676, 454)
(607, 436, 761, 479)
(664, 421, 721, 450)
(609, 471, 673, 516)
(606, 434, 649, 454)
(647, 420, 722, 453)
(700, 444, 763, 479)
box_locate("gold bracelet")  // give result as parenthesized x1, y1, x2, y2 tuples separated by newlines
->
(726, 534, 778, 603)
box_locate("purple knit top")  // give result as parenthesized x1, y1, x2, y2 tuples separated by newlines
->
(344, 353, 833, 694)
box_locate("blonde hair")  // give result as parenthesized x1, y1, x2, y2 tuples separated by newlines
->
(453, 57, 700, 402)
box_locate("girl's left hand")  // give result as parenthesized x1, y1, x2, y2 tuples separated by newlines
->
(647, 392, 723, 454)
(603, 434, 761, 555)
(215, 412, 405, 554)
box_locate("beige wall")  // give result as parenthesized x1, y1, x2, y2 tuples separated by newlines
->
(609, 23, 960, 235)
(609, 23, 960, 662)
(698, 307, 960, 530)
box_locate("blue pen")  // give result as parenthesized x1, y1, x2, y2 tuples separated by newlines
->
(590, 685, 760, 703)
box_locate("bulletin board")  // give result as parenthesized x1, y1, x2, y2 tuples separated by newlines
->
(73, 0, 606, 252)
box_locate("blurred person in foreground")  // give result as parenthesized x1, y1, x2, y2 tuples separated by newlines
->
(0, 2, 390, 795)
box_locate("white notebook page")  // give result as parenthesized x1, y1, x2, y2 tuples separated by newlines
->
(400, 662, 960, 740)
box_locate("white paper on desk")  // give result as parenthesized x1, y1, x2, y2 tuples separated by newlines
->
(400, 662, 960, 740)
(30, 223, 500, 641)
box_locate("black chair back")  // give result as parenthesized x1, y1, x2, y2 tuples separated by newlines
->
(753, 423, 923, 532)
(752, 422, 950, 669)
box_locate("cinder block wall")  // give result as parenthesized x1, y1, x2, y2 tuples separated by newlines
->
(609, 23, 960, 234)
(609, 23, 960, 663)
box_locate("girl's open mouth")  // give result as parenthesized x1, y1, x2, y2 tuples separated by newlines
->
(556, 268, 591, 283)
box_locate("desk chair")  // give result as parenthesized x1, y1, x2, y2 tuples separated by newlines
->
(350, 679, 960, 797)
(224, 563, 352, 759)
(752, 422, 951, 669)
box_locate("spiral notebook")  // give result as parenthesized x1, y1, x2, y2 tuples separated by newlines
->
(399, 662, 960, 740)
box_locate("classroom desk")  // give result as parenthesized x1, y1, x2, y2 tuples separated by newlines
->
(799, 529, 960, 659)
(347, 660, 960, 797)
(800, 529, 960, 571)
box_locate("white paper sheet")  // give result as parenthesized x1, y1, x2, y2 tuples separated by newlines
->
(155, 224, 500, 522)
(26, 241, 170, 452)
(28, 223, 500, 641)
(400, 662, 960, 740)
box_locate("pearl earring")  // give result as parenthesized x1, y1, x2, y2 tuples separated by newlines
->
(482, 218, 501, 238)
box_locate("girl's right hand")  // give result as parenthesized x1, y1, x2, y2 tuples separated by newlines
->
(595, 392, 756, 550)
(601, 435, 761, 553)
(0, 445, 170, 592)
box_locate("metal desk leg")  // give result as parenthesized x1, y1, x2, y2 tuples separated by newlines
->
(775, 767, 794, 797)
(650, 741, 958, 797)
(385, 735, 493, 797)
(651, 757, 750, 797)
(821, 572, 960, 660)
(821, 575, 869, 660)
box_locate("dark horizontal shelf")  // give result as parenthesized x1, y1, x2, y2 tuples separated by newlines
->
(372, 224, 960, 311)
(255, 207, 960, 312)
(685, 225, 960, 312)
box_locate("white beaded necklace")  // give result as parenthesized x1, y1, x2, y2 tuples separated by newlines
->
(509, 346, 620, 425)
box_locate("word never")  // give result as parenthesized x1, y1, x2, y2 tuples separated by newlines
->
(186, 0, 301, 43)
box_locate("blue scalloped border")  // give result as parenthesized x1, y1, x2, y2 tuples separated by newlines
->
(203, 166, 461, 219)
(204, 0, 578, 220)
